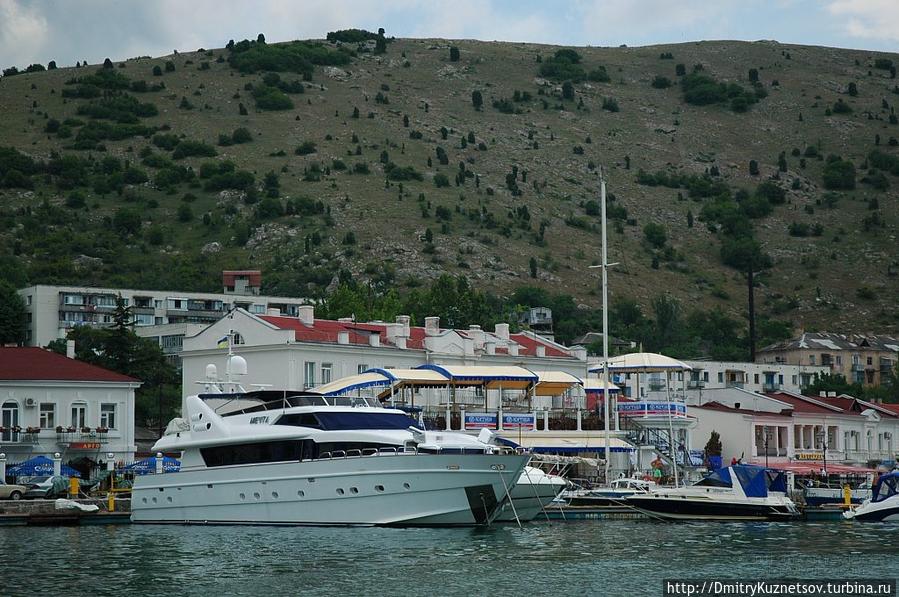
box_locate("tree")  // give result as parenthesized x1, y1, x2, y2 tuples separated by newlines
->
(177, 204, 193, 222)
(374, 34, 387, 55)
(47, 60, 57, 70)
(0, 282, 26, 345)
(152, 65, 162, 76)
(257, 33, 266, 44)
(103, 58, 113, 69)
(675, 63, 686, 76)
(749, 159, 759, 175)
(643, 222, 667, 248)
(748, 68, 758, 83)
(449, 46, 460, 62)
(471, 89, 483, 110)
(704, 431, 723, 457)
(561, 81, 574, 100)
(847, 82, 858, 97)
(529, 257, 538, 278)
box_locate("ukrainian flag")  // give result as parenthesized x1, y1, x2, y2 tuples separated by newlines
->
(216, 335, 229, 348)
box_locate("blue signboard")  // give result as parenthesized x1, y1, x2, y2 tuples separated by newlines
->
(464, 412, 498, 430)
(502, 413, 536, 430)
(617, 401, 687, 418)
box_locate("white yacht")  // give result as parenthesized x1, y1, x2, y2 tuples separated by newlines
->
(495, 466, 568, 522)
(131, 391, 529, 527)
(844, 471, 899, 522)
(626, 465, 800, 521)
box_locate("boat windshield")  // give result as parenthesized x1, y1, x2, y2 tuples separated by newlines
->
(873, 474, 899, 503)
(694, 468, 732, 488)
(275, 411, 422, 431)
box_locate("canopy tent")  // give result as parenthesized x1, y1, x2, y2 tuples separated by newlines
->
(508, 433, 636, 454)
(315, 372, 392, 396)
(416, 364, 538, 390)
(583, 378, 622, 394)
(529, 370, 583, 396)
(124, 456, 181, 475)
(7, 455, 81, 478)
(589, 352, 692, 373)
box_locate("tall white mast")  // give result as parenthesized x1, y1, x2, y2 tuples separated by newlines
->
(600, 173, 611, 485)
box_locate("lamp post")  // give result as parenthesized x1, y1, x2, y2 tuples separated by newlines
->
(816, 429, 828, 478)
(764, 426, 769, 469)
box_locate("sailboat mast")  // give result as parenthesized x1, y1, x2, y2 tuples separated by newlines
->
(601, 173, 611, 485)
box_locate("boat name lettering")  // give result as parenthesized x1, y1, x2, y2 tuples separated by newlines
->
(249, 416, 270, 425)
(446, 464, 460, 470)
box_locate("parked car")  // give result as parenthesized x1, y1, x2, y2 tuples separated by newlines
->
(22, 475, 68, 499)
(0, 479, 28, 500)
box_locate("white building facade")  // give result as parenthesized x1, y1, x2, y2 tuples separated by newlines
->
(0, 347, 141, 469)
(18, 283, 312, 347)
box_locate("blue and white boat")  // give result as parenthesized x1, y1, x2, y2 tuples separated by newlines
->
(844, 471, 899, 522)
(626, 465, 800, 521)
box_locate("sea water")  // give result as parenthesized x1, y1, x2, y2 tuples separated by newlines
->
(2, 520, 896, 596)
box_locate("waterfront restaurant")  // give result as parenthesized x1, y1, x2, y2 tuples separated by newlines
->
(0, 346, 140, 479)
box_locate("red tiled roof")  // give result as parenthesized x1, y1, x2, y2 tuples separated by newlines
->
(764, 392, 852, 415)
(0, 347, 138, 383)
(693, 401, 792, 417)
(878, 403, 899, 415)
(257, 315, 574, 358)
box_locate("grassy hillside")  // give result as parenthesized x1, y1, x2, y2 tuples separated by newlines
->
(1, 34, 898, 338)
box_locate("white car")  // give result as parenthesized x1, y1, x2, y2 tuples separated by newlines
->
(0, 479, 28, 500)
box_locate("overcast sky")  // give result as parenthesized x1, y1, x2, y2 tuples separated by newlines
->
(1, 0, 897, 69)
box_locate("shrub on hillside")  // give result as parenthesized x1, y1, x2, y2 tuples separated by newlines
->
(295, 141, 317, 155)
(252, 85, 294, 110)
(651, 76, 672, 89)
(539, 49, 586, 82)
(172, 140, 217, 160)
(822, 157, 856, 190)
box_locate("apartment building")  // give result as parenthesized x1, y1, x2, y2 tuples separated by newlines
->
(17, 271, 311, 347)
(757, 332, 899, 387)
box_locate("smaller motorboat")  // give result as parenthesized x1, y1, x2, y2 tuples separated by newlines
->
(562, 477, 657, 507)
(626, 464, 800, 521)
(843, 471, 899, 522)
(496, 466, 568, 522)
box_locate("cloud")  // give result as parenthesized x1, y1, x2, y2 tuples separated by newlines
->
(827, 0, 899, 42)
(0, 0, 48, 67)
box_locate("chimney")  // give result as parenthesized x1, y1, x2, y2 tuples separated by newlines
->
(509, 344, 519, 357)
(468, 325, 485, 349)
(369, 333, 381, 347)
(464, 337, 475, 356)
(827, 391, 836, 398)
(297, 305, 314, 325)
(66, 340, 75, 359)
(536, 346, 546, 358)
(396, 315, 411, 337)
(424, 316, 440, 336)
(337, 331, 349, 345)
(386, 322, 401, 343)
(494, 323, 510, 341)
(396, 336, 407, 350)
(266, 308, 281, 316)
(485, 341, 496, 356)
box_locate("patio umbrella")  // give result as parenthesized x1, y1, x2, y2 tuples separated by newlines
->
(7, 455, 81, 478)
(124, 456, 181, 475)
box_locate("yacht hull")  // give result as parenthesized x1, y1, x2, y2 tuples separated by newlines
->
(844, 499, 899, 522)
(496, 480, 565, 522)
(626, 497, 800, 521)
(131, 453, 528, 527)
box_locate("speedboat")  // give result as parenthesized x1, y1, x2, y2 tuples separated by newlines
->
(495, 466, 568, 522)
(843, 471, 899, 522)
(626, 464, 800, 521)
(563, 477, 657, 507)
(131, 391, 529, 527)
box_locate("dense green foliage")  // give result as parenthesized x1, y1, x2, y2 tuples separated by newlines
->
(680, 72, 764, 112)
(0, 281, 26, 344)
(227, 38, 351, 75)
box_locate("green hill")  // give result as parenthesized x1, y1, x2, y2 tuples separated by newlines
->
(1, 34, 898, 342)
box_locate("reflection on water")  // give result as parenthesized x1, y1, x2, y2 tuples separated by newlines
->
(2, 521, 897, 596)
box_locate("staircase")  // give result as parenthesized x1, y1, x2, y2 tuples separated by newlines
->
(622, 417, 699, 484)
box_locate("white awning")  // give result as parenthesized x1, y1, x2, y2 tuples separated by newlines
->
(589, 352, 692, 373)
(315, 372, 391, 396)
(504, 433, 636, 454)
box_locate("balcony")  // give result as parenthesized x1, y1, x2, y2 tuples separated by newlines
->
(763, 383, 781, 392)
(55, 427, 109, 445)
(0, 428, 41, 445)
(725, 381, 745, 389)
(687, 380, 706, 389)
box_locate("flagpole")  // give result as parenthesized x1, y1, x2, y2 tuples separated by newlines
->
(600, 173, 611, 486)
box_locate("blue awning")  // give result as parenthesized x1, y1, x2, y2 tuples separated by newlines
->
(7, 455, 81, 478)
(124, 456, 181, 475)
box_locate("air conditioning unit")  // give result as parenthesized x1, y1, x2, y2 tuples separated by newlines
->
(24, 397, 37, 408)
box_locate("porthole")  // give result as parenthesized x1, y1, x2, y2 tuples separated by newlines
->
(403, 482, 411, 490)
(239, 493, 246, 500)
(308, 477, 316, 483)
(336, 488, 345, 495)
(272, 492, 279, 499)
(350, 487, 359, 494)
(151, 497, 157, 504)
(166, 496, 173, 503)
(206, 423, 211, 430)
(207, 484, 213, 489)
(253, 492, 261, 500)
(141, 497, 148, 504)
(198, 413, 203, 420)
(298, 490, 305, 498)
(375, 485, 385, 492)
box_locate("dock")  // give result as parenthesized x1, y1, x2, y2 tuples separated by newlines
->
(0, 499, 132, 526)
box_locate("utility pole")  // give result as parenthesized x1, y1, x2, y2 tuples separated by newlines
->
(748, 268, 757, 362)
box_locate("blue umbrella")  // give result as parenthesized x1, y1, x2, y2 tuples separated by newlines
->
(7, 455, 81, 478)
(124, 456, 180, 475)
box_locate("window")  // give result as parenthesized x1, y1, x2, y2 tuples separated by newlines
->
(63, 294, 84, 305)
(792, 375, 797, 386)
(251, 304, 266, 314)
(357, 364, 369, 375)
(304, 361, 316, 388)
(167, 298, 187, 310)
(134, 313, 154, 326)
(867, 357, 873, 366)
(754, 374, 759, 384)
(703, 371, 709, 382)
(26, 295, 32, 305)
(71, 403, 87, 428)
(39, 403, 55, 429)
(94, 295, 118, 307)
(201, 440, 305, 467)
(321, 363, 333, 385)
(836, 356, 842, 366)
(155, 317, 164, 325)
(2, 401, 19, 442)
(100, 404, 116, 429)
(778, 374, 784, 385)
(154, 299, 164, 309)
(717, 372, 724, 383)
(809, 355, 816, 365)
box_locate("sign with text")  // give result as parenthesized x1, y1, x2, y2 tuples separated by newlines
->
(502, 413, 536, 430)
(796, 452, 825, 461)
(70, 442, 101, 449)
(464, 412, 498, 430)
(617, 401, 687, 418)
